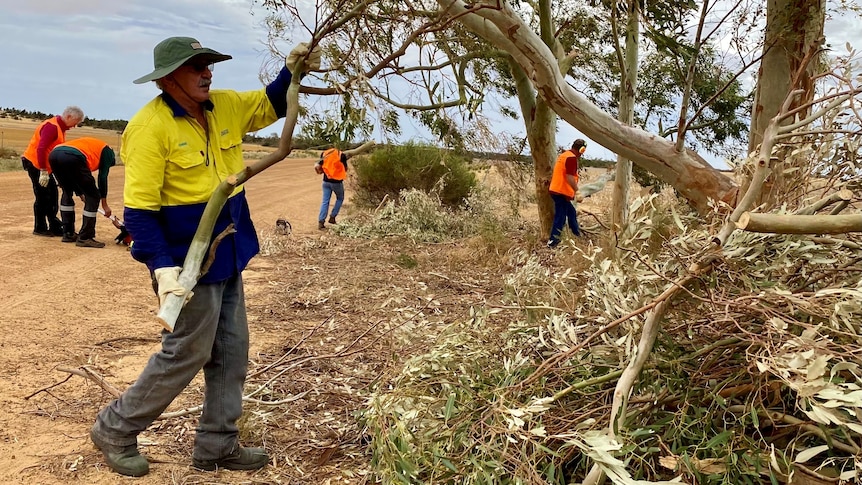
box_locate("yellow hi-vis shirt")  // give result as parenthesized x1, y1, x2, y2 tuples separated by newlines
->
(122, 89, 277, 210)
(121, 89, 278, 282)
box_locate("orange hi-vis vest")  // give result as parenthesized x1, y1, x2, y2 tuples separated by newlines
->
(321, 148, 346, 181)
(57, 138, 110, 172)
(549, 150, 578, 199)
(23, 117, 65, 171)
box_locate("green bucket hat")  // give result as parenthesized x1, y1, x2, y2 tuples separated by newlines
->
(133, 36, 232, 84)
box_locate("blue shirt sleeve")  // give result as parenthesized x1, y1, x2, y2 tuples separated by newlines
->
(264, 66, 293, 118)
(125, 207, 175, 271)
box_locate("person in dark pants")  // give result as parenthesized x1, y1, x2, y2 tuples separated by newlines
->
(48, 137, 116, 248)
(89, 36, 318, 477)
(21, 106, 85, 237)
(547, 139, 586, 248)
(315, 147, 348, 229)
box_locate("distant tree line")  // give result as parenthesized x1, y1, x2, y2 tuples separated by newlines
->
(3, 107, 616, 169)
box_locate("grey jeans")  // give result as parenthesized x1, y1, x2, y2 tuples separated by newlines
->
(92, 274, 249, 461)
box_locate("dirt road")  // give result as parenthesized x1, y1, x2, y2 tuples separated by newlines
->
(0, 157, 324, 483)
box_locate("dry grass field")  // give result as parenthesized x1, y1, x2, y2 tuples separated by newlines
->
(0, 117, 123, 154)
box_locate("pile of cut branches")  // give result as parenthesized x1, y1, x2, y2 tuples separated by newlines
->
(361, 44, 862, 484)
(361, 184, 862, 484)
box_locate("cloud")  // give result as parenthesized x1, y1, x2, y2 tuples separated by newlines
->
(0, 0, 277, 123)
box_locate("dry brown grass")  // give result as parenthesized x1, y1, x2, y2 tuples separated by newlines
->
(0, 117, 123, 154)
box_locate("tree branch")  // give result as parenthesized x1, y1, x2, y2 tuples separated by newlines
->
(736, 212, 862, 234)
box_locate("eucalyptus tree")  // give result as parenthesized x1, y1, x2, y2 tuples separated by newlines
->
(610, 0, 640, 234)
(255, 0, 744, 232)
(253, 0, 849, 216)
(749, 0, 826, 207)
(255, 0, 583, 234)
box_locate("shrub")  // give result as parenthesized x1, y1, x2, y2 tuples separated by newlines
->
(0, 147, 20, 172)
(335, 186, 517, 244)
(631, 163, 668, 193)
(352, 142, 476, 208)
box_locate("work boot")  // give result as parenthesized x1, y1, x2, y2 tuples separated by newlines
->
(318, 220, 326, 230)
(90, 428, 149, 477)
(76, 238, 106, 248)
(33, 229, 54, 237)
(61, 232, 78, 243)
(328, 216, 337, 224)
(192, 446, 269, 471)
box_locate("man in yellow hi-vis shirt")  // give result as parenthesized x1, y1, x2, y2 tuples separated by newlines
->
(90, 36, 320, 477)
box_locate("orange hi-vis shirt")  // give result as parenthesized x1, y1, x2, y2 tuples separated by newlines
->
(57, 137, 110, 172)
(321, 148, 347, 181)
(23, 117, 66, 172)
(549, 149, 578, 200)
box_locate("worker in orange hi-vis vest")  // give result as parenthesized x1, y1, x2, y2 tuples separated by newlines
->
(21, 106, 85, 237)
(48, 137, 116, 248)
(547, 139, 586, 248)
(314, 147, 348, 230)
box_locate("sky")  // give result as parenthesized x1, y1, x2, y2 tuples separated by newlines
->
(1, 0, 860, 167)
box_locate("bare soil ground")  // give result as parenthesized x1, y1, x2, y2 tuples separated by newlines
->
(0, 155, 347, 483)
(0, 117, 596, 484)
(0, 146, 537, 484)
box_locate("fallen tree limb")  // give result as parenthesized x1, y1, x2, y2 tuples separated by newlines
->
(809, 236, 862, 250)
(830, 200, 851, 215)
(712, 89, 802, 247)
(726, 405, 860, 455)
(50, 366, 122, 399)
(736, 212, 862, 234)
(156, 72, 304, 331)
(343, 141, 376, 159)
(157, 390, 312, 420)
(795, 188, 854, 215)
(582, 255, 720, 485)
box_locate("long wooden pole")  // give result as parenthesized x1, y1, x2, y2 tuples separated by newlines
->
(156, 61, 307, 331)
(736, 212, 862, 234)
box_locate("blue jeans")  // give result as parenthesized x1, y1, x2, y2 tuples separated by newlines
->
(548, 193, 581, 244)
(92, 274, 250, 461)
(318, 180, 344, 222)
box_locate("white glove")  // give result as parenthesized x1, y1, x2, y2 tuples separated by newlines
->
(154, 266, 193, 307)
(285, 42, 322, 74)
(38, 170, 50, 187)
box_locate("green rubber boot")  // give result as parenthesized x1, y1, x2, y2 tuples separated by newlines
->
(90, 428, 149, 477)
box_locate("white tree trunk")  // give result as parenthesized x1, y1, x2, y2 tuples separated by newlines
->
(612, 0, 640, 236)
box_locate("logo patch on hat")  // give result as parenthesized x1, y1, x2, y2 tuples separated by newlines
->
(190, 42, 202, 49)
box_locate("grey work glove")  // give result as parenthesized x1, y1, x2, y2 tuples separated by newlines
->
(38, 170, 50, 187)
(154, 266, 193, 307)
(285, 42, 322, 74)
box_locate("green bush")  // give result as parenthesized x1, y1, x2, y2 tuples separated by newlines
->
(352, 142, 476, 208)
(632, 163, 668, 193)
